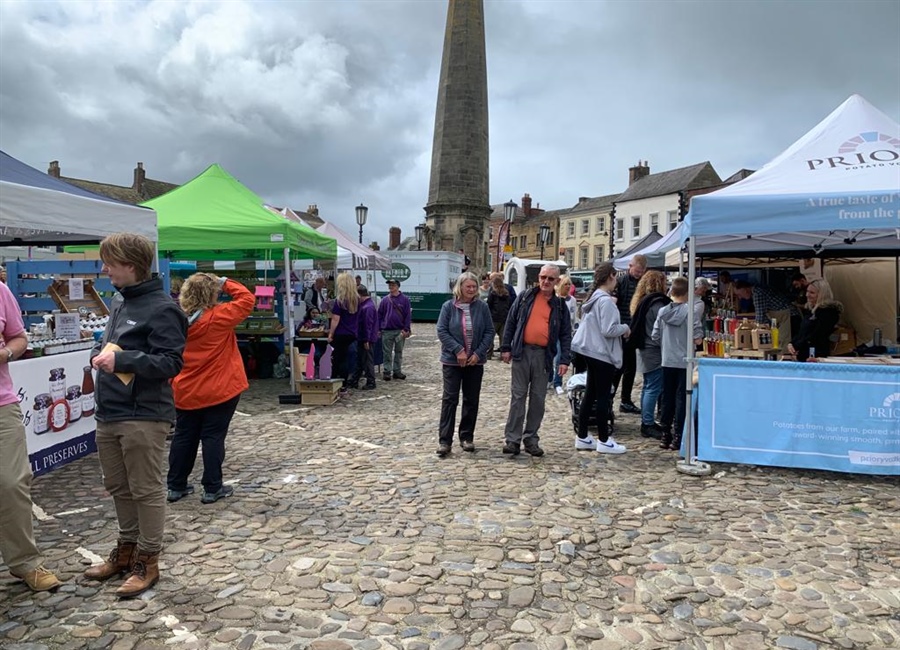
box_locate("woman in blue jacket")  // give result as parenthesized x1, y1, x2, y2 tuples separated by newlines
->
(435, 272, 494, 457)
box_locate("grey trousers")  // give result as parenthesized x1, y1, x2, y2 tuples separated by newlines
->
(382, 330, 406, 374)
(503, 346, 549, 445)
(0, 403, 43, 574)
(96, 420, 169, 553)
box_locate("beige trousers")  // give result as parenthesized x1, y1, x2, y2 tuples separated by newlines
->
(96, 420, 169, 553)
(0, 402, 43, 574)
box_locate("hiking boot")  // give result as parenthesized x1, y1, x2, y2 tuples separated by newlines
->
(436, 444, 451, 457)
(619, 402, 640, 414)
(393, 372, 407, 380)
(596, 437, 627, 454)
(166, 485, 194, 503)
(575, 435, 596, 451)
(383, 373, 392, 381)
(116, 550, 159, 598)
(11, 565, 61, 592)
(523, 442, 544, 457)
(84, 541, 136, 581)
(502, 442, 520, 456)
(201, 485, 234, 504)
(461, 441, 475, 453)
(361, 383, 376, 391)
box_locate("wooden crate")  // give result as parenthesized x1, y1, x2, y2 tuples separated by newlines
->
(295, 379, 343, 405)
(48, 278, 110, 317)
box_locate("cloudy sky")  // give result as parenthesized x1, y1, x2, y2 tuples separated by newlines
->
(1, 0, 898, 248)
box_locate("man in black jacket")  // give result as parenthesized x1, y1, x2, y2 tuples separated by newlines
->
(83, 233, 187, 599)
(500, 264, 571, 457)
(613, 254, 647, 413)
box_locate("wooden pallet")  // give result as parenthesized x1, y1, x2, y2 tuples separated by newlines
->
(48, 279, 109, 317)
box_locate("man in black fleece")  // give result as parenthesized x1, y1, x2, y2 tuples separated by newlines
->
(613, 254, 647, 413)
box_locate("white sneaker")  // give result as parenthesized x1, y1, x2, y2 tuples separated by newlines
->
(555, 386, 564, 396)
(596, 437, 627, 454)
(575, 435, 596, 450)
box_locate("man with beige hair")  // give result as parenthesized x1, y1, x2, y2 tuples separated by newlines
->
(83, 233, 187, 598)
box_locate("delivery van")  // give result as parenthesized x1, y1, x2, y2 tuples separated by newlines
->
(370, 251, 465, 322)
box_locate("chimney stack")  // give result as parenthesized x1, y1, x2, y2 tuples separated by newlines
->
(133, 162, 145, 195)
(521, 193, 532, 218)
(307, 204, 319, 217)
(389, 226, 401, 250)
(628, 160, 650, 185)
(48, 161, 60, 178)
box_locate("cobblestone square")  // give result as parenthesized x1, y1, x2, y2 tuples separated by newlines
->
(2, 326, 898, 649)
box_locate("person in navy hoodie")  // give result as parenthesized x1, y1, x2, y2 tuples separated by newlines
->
(348, 286, 379, 390)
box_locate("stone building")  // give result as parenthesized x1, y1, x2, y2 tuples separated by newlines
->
(47, 161, 177, 204)
(559, 193, 620, 271)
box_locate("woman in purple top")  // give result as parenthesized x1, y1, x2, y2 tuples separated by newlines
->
(327, 272, 360, 391)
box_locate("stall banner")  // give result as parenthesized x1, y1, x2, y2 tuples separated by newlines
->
(698, 358, 900, 476)
(9, 350, 97, 477)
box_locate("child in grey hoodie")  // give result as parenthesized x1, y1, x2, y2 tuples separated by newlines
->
(651, 277, 703, 451)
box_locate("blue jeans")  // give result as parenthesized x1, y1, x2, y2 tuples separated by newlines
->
(640, 368, 663, 426)
(551, 341, 563, 388)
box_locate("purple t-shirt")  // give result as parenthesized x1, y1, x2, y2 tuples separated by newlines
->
(332, 300, 360, 338)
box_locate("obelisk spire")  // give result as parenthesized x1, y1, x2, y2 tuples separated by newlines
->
(424, 0, 491, 272)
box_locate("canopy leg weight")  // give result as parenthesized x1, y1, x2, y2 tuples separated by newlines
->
(677, 460, 712, 476)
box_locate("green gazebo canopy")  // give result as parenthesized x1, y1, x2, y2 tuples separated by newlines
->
(143, 164, 336, 261)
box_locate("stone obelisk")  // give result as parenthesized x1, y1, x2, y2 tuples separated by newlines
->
(424, 0, 491, 272)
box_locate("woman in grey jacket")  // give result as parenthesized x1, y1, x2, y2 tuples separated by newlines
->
(435, 272, 494, 457)
(570, 263, 630, 454)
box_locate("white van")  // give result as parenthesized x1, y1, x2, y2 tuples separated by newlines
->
(503, 257, 569, 296)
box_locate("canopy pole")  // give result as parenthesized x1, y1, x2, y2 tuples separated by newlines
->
(284, 247, 296, 391)
(896, 257, 899, 343)
(678, 236, 711, 477)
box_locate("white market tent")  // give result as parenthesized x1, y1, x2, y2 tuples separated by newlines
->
(676, 94, 900, 474)
(317, 221, 391, 271)
(0, 150, 157, 245)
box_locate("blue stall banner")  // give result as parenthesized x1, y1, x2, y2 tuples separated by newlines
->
(698, 359, 900, 476)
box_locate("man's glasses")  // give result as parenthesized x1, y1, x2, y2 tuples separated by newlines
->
(539, 275, 558, 282)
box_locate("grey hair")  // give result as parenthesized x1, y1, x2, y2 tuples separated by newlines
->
(453, 272, 480, 300)
(541, 263, 561, 278)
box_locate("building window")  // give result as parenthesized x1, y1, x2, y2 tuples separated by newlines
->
(631, 216, 641, 239)
(668, 210, 678, 232)
(615, 218, 624, 241)
(489, 226, 493, 240)
(547, 231, 554, 246)
(649, 213, 659, 232)
(581, 219, 589, 235)
(579, 247, 588, 269)
(596, 216, 606, 233)
(565, 249, 574, 267)
(566, 221, 575, 238)
(594, 245, 604, 265)
(519, 234, 527, 249)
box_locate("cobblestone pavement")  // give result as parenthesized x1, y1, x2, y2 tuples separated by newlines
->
(2, 325, 899, 650)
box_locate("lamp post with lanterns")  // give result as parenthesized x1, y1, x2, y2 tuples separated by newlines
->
(498, 199, 517, 271)
(539, 223, 551, 261)
(415, 223, 425, 250)
(355, 203, 368, 244)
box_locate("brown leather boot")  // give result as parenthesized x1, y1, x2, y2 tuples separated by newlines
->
(83, 541, 136, 581)
(116, 549, 159, 598)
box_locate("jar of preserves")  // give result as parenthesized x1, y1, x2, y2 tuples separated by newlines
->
(49, 368, 66, 401)
(66, 386, 83, 422)
(32, 393, 52, 435)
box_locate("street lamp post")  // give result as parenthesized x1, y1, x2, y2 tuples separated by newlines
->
(415, 223, 425, 250)
(499, 199, 517, 271)
(539, 223, 550, 261)
(355, 203, 368, 244)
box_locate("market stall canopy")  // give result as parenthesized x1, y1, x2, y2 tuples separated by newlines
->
(264, 206, 356, 269)
(683, 94, 900, 257)
(614, 226, 679, 270)
(0, 150, 157, 245)
(611, 230, 663, 268)
(143, 164, 336, 261)
(317, 221, 392, 270)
